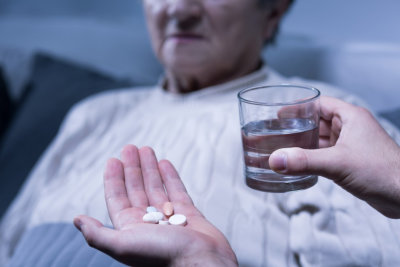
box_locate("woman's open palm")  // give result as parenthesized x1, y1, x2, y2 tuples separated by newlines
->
(74, 145, 237, 267)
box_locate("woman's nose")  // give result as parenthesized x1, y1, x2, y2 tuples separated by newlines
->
(167, 0, 202, 28)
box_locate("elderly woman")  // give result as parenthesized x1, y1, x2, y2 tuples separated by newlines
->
(2, 0, 400, 266)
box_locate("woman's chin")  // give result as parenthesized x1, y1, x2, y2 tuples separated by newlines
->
(165, 60, 211, 76)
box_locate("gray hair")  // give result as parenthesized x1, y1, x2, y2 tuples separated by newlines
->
(258, 0, 295, 45)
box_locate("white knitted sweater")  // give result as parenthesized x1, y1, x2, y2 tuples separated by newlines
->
(2, 67, 400, 266)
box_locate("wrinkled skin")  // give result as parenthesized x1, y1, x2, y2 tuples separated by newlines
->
(143, 0, 290, 93)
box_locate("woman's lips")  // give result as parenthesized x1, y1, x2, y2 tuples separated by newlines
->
(168, 33, 204, 43)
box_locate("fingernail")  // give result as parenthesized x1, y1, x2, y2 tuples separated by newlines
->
(74, 218, 83, 231)
(271, 152, 287, 172)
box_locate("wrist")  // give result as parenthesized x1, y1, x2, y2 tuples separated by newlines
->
(370, 144, 400, 218)
(173, 250, 238, 267)
(171, 237, 238, 267)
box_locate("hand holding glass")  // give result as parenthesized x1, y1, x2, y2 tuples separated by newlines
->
(238, 85, 320, 192)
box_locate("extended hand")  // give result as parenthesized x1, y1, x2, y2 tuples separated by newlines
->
(74, 145, 237, 267)
(269, 96, 400, 218)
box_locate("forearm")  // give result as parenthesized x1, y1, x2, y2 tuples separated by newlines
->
(384, 144, 400, 218)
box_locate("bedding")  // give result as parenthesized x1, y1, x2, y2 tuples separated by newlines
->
(7, 223, 127, 267)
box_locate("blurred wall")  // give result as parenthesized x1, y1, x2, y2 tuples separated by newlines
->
(281, 0, 400, 43)
(0, 0, 141, 19)
(266, 0, 400, 112)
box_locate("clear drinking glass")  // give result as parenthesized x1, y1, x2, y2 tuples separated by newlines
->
(238, 84, 321, 193)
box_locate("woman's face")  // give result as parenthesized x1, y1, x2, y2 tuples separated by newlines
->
(143, 0, 276, 85)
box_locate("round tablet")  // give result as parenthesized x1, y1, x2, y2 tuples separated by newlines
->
(168, 214, 187, 226)
(158, 220, 170, 225)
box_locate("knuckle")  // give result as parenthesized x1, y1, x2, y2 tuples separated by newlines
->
(356, 106, 376, 122)
(140, 146, 154, 154)
(355, 106, 370, 117)
(84, 235, 96, 248)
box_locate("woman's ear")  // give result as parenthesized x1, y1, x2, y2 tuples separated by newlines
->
(262, 0, 292, 43)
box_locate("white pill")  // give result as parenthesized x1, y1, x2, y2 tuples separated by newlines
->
(158, 220, 170, 225)
(168, 214, 187, 226)
(143, 212, 164, 223)
(146, 206, 158, 213)
(143, 213, 158, 223)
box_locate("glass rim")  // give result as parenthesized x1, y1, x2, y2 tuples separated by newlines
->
(237, 84, 321, 106)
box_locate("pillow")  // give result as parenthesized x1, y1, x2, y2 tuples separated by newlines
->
(0, 53, 133, 217)
(0, 44, 32, 100)
(0, 67, 14, 140)
(0, 69, 13, 138)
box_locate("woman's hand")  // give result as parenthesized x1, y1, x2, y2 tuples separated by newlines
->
(74, 145, 237, 267)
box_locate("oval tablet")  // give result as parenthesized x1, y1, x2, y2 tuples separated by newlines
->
(162, 202, 174, 217)
(143, 211, 164, 223)
(168, 214, 187, 226)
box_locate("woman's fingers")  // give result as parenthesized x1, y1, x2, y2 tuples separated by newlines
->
(105, 146, 195, 229)
(158, 160, 194, 205)
(74, 215, 187, 266)
(104, 158, 132, 227)
(74, 215, 132, 262)
(121, 145, 149, 208)
(139, 147, 169, 208)
(74, 215, 114, 250)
